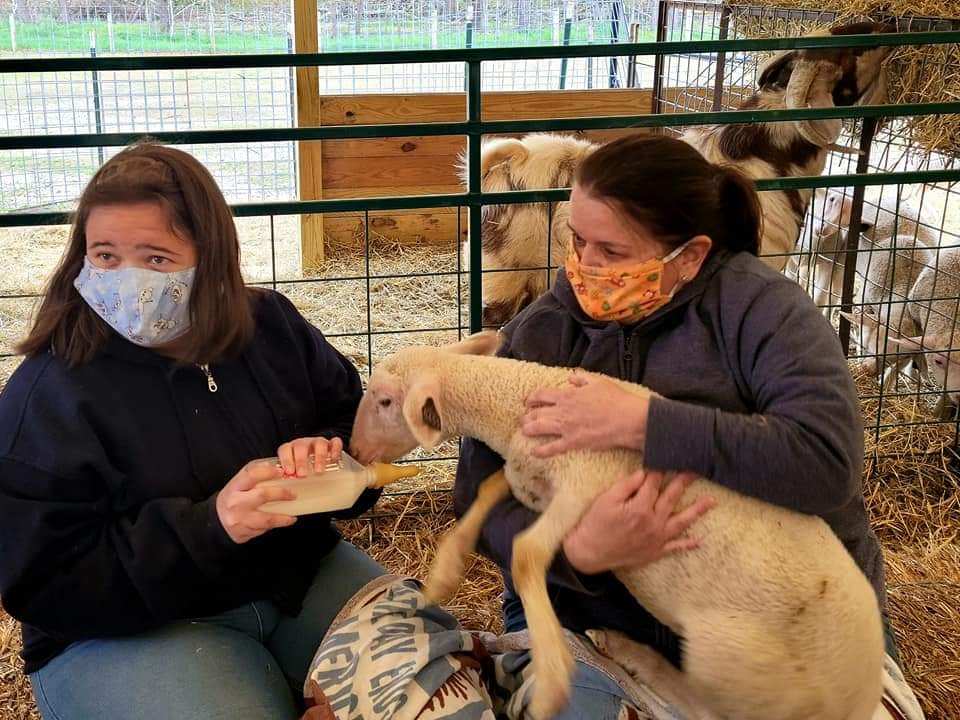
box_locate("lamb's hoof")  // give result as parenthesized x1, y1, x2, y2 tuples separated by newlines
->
(528, 646, 574, 719)
(529, 684, 570, 720)
(423, 566, 459, 604)
(423, 551, 465, 604)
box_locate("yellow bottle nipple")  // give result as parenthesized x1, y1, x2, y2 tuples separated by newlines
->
(369, 462, 421, 488)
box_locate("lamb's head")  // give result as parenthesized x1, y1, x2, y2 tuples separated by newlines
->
(844, 310, 960, 413)
(350, 331, 502, 464)
(758, 21, 892, 148)
(810, 188, 875, 240)
(889, 332, 960, 408)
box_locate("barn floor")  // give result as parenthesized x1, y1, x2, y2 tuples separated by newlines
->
(0, 223, 959, 719)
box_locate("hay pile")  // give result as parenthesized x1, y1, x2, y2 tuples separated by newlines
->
(729, 0, 960, 156)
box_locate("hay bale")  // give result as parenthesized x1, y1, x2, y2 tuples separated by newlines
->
(728, 0, 960, 156)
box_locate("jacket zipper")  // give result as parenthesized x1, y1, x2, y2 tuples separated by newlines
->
(198, 364, 218, 393)
(622, 328, 634, 380)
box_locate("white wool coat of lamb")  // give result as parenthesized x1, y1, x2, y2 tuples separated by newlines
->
(350, 332, 884, 720)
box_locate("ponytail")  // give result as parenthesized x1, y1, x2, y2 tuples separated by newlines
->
(716, 166, 762, 256)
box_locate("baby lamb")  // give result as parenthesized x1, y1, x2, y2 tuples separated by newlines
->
(349, 332, 884, 720)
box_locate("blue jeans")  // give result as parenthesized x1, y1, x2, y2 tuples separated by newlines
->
(30, 541, 384, 720)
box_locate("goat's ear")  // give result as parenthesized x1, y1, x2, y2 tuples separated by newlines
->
(401, 372, 444, 450)
(480, 138, 529, 177)
(444, 330, 503, 357)
(758, 51, 796, 90)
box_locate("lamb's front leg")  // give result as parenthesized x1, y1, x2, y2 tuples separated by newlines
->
(511, 485, 595, 720)
(424, 469, 510, 604)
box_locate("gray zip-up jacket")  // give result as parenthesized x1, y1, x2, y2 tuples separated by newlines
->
(455, 249, 883, 663)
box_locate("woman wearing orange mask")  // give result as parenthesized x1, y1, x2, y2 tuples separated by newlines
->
(455, 135, 919, 718)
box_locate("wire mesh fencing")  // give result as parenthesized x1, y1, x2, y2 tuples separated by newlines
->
(0, 0, 660, 215)
(2, 13, 960, 453)
(645, 0, 960, 442)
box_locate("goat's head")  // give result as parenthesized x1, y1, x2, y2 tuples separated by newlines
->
(759, 21, 893, 147)
(350, 332, 502, 464)
(462, 133, 597, 196)
(462, 133, 596, 327)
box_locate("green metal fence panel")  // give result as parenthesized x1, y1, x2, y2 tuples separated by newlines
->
(3, 31, 960, 338)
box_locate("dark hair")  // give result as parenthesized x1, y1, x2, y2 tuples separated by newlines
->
(18, 141, 256, 366)
(575, 134, 762, 256)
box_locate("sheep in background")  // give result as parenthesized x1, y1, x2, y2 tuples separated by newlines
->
(843, 241, 960, 418)
(349, 333, 884, 720)
(839, 234, 931, 387)
(790, 187, 935, 310)
(459, 133, 596, 328)
(465, 21, 892, 327)
(902, 248, 960, 416)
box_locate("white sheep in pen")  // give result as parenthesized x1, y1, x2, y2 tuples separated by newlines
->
(465, 21, 892, 328)
(349, 332, 884, 720)
(847, 245, 960, 418)
(790, 187, 936, 311)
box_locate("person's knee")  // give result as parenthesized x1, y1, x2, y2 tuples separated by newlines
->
(31, 624, 299, 720)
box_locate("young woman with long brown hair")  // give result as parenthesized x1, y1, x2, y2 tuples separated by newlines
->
(0, 142, 386, 719)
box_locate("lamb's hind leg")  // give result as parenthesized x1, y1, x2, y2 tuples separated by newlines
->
(586, 629, 723, 720)
(511, 487, 595, 720)
(424, 469, 510, 604)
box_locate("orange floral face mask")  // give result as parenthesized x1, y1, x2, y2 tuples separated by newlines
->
(564, 243, 688, 324)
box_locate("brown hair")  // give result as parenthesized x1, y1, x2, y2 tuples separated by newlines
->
(18, 141, 256, 366)
(575, 134, 762, 256)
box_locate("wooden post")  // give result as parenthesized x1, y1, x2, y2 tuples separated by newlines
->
(107, 10, 115, 53)
(293, 0, 324, 268)
(8, 14, 15, 52)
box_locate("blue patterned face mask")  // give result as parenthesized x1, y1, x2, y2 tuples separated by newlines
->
(74, 257, 196, 347)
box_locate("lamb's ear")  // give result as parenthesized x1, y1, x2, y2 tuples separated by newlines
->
(887, 335, 925, 351)
(840, 310, 872, 328)
(401, 372, 444, 450)
(443, 330, 503, 357)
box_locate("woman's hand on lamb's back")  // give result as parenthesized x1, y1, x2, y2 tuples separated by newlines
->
(562, 470, 715, 575)
(522, 372, 649, 457)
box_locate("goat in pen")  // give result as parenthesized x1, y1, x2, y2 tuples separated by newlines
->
(466, 21, 893, 328)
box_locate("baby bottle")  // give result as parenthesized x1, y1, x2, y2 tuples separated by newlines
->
(257, 452, 420, 516)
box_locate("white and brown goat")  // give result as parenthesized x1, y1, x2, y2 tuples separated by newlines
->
(466, 21, 892, 327)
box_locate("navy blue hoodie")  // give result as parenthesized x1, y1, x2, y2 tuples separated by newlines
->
(456, 250, 882, 666)
(0, 290, 375, 674)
